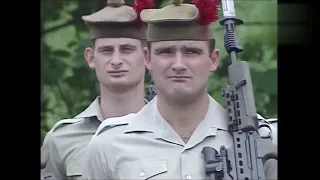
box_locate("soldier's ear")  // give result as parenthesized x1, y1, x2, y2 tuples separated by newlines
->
(143, 46, 152, 71)
(84, 47, 95, 69)
(209, 49, 220, 72)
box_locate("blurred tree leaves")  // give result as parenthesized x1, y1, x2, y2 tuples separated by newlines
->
(41, 0, 277, 143)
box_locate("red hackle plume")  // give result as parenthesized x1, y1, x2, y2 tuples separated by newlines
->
(193, 0, 220, 25)
(133, 0, 153, 27)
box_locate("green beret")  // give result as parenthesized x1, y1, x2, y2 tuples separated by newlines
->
(141, 0, 219, 42)
(82, 0, 148, 40)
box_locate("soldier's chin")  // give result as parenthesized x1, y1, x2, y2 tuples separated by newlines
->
(105, 82, 134, 91)
(168, 91, 196, 103)
(107, 77, 131, 85)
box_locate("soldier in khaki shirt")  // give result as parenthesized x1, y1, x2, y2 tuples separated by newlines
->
(83, 0, 277, 179)
(40, 0, 152, 179)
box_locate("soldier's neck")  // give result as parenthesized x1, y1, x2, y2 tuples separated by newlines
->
(157, 92, 209, 143)
(99, 82, 145, 120)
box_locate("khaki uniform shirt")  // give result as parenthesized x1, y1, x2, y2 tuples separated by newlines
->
(41, 96, 104, 180)
(41, 96, 149, 180)
(82, 95, 277, 180)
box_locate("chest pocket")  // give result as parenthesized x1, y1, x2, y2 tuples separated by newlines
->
(65, 147, 86, 178)
(118, 159, 168, 179)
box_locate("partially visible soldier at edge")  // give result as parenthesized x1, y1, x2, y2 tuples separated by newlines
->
(40, 0, 153, 179)
(82, 0, 277, 180)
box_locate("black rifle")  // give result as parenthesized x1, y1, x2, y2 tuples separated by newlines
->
(201, 0, 277, 179)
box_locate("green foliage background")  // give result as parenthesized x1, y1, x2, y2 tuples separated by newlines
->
(41, 0, 277, 143)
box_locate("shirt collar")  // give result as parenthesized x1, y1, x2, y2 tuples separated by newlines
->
(203, 95, 229, 131)
(125, 94, 229, 133)
(74, 96, 149, 122)
(124, 96, 158, 133)
(74, 96, 104, 122)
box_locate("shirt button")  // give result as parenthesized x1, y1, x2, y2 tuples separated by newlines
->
(140, 171, 145, 177)
(186, 175, 192, 179)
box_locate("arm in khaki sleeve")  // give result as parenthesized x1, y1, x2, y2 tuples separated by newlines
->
(41, 132, 64, 180)
(82, 136, 110, 180)
(264, 159, 277, 180)
(264, 119, 277, 179)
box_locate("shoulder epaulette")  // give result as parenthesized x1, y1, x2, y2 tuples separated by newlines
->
(94, 113, 135, 137)
(50, 118, 83, 132)
(265, 118, 278, 124)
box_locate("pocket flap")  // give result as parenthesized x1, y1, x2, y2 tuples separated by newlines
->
(119, 159, 167, 179)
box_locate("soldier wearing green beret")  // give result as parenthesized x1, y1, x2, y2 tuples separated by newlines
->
(82, 0, 277, 179)
(40, 0, 152, 179)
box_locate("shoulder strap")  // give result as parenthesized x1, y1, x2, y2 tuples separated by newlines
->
(265, 118, 278, 124)
(50, 118, 84, 132)
(94, 113, 135, 137)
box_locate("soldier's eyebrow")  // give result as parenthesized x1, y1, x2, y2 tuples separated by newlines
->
(154, 45, 176, 54)
(181, 45, 204, 52)
(97, 45, 114, 50)
(120, 44, 137, 49)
